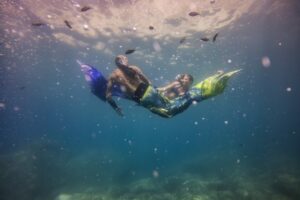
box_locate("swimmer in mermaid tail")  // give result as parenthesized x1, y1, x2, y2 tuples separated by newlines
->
(78, 55, 241, 118)
(145, 69, 242, 118)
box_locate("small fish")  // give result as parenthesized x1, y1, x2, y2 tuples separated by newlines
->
(125, 49, 135, 54)
(32, 22, 46, 26)
(64, 20, 72, 29)
(149, 26, 154, 30)
(213, 33, 218, 42)
(80, 6, 92, 12)
(188, 12, 200, 17)
(179, 37, 186, 44)
(201, 37, 209, 42)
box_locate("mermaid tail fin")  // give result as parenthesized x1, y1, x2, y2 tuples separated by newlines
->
(192, 69, 242, 99)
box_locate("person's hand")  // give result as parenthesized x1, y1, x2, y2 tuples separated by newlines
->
(115, 107, 124, 117)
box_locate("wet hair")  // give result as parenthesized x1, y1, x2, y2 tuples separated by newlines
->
(115, 55, 128, 67)
(176, 74, 194, 83)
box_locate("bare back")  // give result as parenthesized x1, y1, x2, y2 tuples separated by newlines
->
(107, 65, 148, 100)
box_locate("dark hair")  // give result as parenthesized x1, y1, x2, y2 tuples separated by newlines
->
(176, 74, 194, 83)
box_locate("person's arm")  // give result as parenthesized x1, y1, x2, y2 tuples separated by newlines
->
(106, 75, 124, 116)
(106, 96, 123, 116)
(157, 81, 177, 92)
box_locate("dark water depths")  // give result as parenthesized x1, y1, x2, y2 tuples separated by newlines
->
(0, 1, 300, 200)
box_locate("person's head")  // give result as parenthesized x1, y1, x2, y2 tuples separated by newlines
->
(176, 74, 194, 88)
(115, 55, 128, 67)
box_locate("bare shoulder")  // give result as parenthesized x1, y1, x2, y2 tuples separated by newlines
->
(129, 65, 142, 73)
(109, 69, 122, 77)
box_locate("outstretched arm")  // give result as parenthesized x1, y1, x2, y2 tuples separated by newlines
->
(157, 81, 177, 92)
(106, 96, 123, 116)
(106, 76, 124, 116)
(148, 93, 193, 118)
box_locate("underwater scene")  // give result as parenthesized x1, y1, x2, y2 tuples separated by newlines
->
(0, 0, 300, 200)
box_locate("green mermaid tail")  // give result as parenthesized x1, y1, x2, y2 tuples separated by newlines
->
(139, 69, 241, 118)
(192, 69, 242, 99)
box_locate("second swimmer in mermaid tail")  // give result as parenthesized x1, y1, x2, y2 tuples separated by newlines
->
(147, 69, 242, 118)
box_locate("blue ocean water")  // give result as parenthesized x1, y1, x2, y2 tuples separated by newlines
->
(0, 1, 300, 200)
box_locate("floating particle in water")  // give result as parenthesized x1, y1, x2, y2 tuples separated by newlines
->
(0, 103, 5, 109)
(236, 159, 240, 164)
(261, 56, 271, 67)
(286, 87, 292, 92)
(132, 26, 137, 31)
(194, 121, 198, 125)
(152, 170, 159, 178)
(154, 147, 158, 153)
(83, 24, 89, 30)
(91, 133, 97, 139)
(242, 113, 247, 118)
(47, 15, 52, 19)
(202, 117, 206, 120)
(278, 42, 282, 46)
(224, 120, 229, 125)
(13, 106, 20, 111)
(227, 59, 232, 63)
(73, 3, 81, 8)
(31, 155, 37, 160)
(153, 41, 161, 52)
(192, 100, 197, 105)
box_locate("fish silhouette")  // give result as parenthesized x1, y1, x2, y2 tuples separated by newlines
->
(32, 22, 46, 26)
(81, 6, 92, 12)
(189, 12, 200, 17)
(125, 49, 135, 54)
(213, 33, 219, 42)
(201, 37, 209, 42)
(179, 37, 186, 44)
(64, 20, 72, 29)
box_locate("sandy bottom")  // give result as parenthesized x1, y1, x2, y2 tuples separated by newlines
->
(54, 167, 300, 200)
